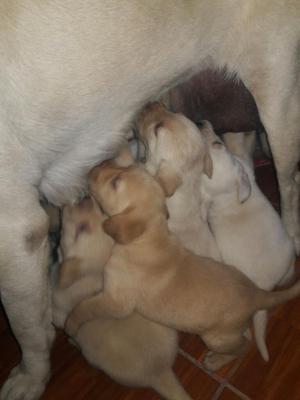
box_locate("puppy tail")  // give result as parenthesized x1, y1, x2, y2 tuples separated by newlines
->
(257, 278, 300, 310)
(253, 310, 269, 362)
(152, 369, 192, 400)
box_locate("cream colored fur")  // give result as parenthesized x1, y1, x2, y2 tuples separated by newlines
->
(199, 123, 295, 361)
(136, 103, 221, 260)
(52, 198, 191, 400)
(135, 113, 295, 361)
(0, 2, 299, 398)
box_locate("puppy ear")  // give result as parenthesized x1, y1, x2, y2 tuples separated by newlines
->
(58, 258, 83, 289)
(155, 161, 182, 197)
(103, 211, 146, 244)
(203, 152, 213, 179)
(235, 160, 251, 203)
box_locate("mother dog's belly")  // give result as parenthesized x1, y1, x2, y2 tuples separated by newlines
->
(39, 126, 127, 206)
(0, 104, 130, 205)
(0, 0, 289, 205)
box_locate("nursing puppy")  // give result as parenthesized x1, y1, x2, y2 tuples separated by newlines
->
(136, 102, 221, 260)
(199, 122, 295, 361)
(66, 162, 300, 372)
(52, 197, 191, 400)
(136, 106, 267, 359)
(1, 2, 299, 398)
(51, 197, 113, 328)
(136, 104, 256, 260)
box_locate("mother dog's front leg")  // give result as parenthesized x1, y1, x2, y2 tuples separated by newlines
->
(0, 189, 54, 400)
(260, 89, 300, 253)
(243, 55, 300, 253)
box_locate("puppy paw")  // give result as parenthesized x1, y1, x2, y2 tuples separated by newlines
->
(203, 351, 236, 372)
(0, 366, 47, 400)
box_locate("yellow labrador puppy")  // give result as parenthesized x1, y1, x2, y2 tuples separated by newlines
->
(136, 107, 279, 361)
(66, 162, 300, 372)
(136, 102, 221, 260)
(198, 122, 296, 361)
(51, 197, 191, 400)
(1, 2, 299, 399)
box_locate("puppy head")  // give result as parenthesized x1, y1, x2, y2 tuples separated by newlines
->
(136, 102, 209, 179)
(60, 197, 113, 267)
(200, 123, 252, 204)
(89, 162, 169, 244)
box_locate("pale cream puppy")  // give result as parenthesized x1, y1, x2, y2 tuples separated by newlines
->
(136, 102, 221, 260)
(66, 163, 300, 372)
(51, 197, 191, 400)
(199, 122, 295, 361)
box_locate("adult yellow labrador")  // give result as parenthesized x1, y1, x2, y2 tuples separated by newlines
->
(0, 1, 299, 399)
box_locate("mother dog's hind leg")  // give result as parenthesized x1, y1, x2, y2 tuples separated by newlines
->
(0, 188, 54, 400)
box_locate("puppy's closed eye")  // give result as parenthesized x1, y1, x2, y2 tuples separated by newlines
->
(212, 140, 223, 148)
(111, 175, 121, 189)
(154, 122, 164, 137)
(75, 222, 91, 240)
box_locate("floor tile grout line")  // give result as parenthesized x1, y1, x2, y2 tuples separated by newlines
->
(179, 348, 253, 400)
(210, 379, 252, 400)
(178, 349, 224, 384)
(222, 355, 244, 382)
(224, 383, 252, 400)
(211, 382, 227, 400)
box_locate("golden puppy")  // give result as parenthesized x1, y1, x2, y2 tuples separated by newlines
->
(65, 163, 300, 371)
(136, 102, 221, 260)
(52, 197, 191, 400)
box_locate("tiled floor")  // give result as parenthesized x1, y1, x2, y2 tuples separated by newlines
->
(1, 159, 300, 399)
